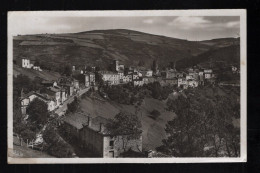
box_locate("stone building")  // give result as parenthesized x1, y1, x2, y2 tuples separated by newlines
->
(62, 113, 142, 158)
(85, 72, 96, 87)
(99, 71, 120, 85)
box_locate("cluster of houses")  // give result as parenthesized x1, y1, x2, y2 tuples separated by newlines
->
(17, 57, 42, 71)
(78, 60, 216, 90)
(20, 77, 80, 115)
(17, 58, 220, 158)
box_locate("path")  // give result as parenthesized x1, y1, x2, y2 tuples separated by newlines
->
(55, 87, 90, 116)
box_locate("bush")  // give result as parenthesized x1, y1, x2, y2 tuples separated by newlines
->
(150, 109, 161, 120)
(43, 127, 74, 158)
(67, 96, 79, 113)
(20, 129, 36, 142)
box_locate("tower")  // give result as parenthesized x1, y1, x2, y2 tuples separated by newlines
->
(113, 60, 119, 72)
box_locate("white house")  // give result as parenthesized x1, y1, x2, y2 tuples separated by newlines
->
(19, 58, 34, 69)
(122, 74, 132, 83)
(177, 78, 187, 88)
(20, 91, 58, 114)
(187, 79, 199, 88)
(99, 71, 120, 85)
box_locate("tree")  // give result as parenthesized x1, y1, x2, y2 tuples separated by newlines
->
(138, 60, 145, 66)
(63, 65, 72, 76)
(107, 112, 142, 151)
(158, 88, 240, 157)
(73, 74, 85, 84)
(27, 98, 49, 126)
(158, 105, 203, 157)
(150, 82, 161, 99)
(43, 126, 74, 158)
(85, 65, 92, 72)
(34, 60, 40, 66)
(20, 129, 36, 142)
(150, 109, 161, 120)
(67, 96, 79, 113)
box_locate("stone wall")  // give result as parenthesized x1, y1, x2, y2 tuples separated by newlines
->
(80, 128, 104, 157)
(103, 135, 142, 158)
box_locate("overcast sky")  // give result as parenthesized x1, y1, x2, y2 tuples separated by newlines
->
(11, 16, 240, 41)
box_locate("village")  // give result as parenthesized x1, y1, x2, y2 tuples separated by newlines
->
(13, 56, 240, 158)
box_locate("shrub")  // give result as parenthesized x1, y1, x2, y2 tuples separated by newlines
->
(20, 129, 36, 142)
(43, 127, 74, 158)
(150, 109, 161, 120)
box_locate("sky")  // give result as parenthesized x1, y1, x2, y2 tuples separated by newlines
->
(10, 15, 240, 41)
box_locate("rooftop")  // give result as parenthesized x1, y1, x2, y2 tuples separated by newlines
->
(47, 87, 60, 93)
(99, 71, 118, 75)
(62, 113, 112, 135)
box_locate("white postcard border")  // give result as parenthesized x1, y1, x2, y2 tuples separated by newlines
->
(7, 9, 247, 163)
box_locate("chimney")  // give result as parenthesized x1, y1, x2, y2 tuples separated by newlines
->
(87, 116, 92, 127)
(99, 123, 105, 133)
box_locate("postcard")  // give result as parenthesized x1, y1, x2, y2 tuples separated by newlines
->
(8, 9, 247, 163)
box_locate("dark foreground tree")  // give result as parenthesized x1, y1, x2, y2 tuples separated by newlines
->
(27, 98, 49, 126)
(43, 126, 74, 158)
(157, 91, 240, 157)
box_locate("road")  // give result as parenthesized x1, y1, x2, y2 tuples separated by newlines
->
(55, 87, 90, 116)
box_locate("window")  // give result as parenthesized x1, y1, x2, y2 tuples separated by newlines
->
(109, 140, 114, 148)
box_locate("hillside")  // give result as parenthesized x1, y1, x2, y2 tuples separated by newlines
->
(79, 96, 176, 150)
(13, 64, 61, 81)
(176, 44, 240, 69)
(13, 29, 239, 71)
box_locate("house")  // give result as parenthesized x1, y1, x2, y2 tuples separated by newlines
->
(33, 66, 42, 71)
(20, 91, 57, 114)
(99, 71, 120, 85)
(84, 72, 95, 87)
(142, 76, 156, 84)
(122, 74, 132, 83)
(187, 79, 199, 88)
(118, 70, 124, 83)
(41, 80, 56, 87)
(60, 83, 74, 96)
(73, 80, 80, 90)
(160, 77, 178, 86)
(113, 60, 124, 72)
(204, 69, 213, 79)
(186, 75, 193, 80)
(61, 113, 142, 158)
(132, 72, 139, 80)
(146, 70, 153, 77)
(199, 70, 204, 76)
(133, 78, 144, 86)
(17, 57, 35, 69)
(178, 77, 187, 88)
(161, 69, 177, 79)
(176, 72, 184, 78)
(43, 87, 62, 106)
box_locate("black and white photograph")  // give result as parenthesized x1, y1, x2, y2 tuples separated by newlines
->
(7, 10, 247, 163)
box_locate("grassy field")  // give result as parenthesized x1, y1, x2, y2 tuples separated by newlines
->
(80, 96, 176, 150)
(13, 64, 61, 81)
(11, 144, 54, 158)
